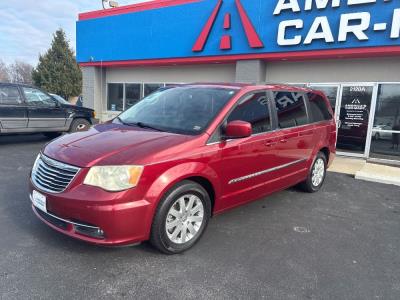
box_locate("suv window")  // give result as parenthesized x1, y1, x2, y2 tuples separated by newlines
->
(23, 87, 55, 107)
(273, 91, 308, 129)
(308, 92, 332, 122)
(0, 86, 22, 105)
(227, 92, 272, 134)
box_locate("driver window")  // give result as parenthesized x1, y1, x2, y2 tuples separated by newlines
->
(23, 87, 55, 107)
(227, 92, 272, 134)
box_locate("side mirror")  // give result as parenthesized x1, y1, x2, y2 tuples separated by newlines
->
(224, 120, 252, 139)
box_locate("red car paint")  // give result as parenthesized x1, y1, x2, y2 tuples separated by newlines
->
(29, 83, 336, 246)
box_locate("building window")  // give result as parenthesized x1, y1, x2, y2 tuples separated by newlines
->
(144, 83, 164, 97)
(107, 83, 124, 111)
(371, 84, 400, 159)
(273, 91, 308, 129)
(125, 84, 142, 109)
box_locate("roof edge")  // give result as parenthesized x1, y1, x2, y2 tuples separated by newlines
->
(79, 0, 201, 21)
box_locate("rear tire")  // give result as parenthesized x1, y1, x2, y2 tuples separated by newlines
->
(150, 180, 211, 254)
(69, 118, 91, 133)
(43, 132, 62, 139)
(299, 152, 327, 193)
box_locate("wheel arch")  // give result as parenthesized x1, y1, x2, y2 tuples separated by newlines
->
(143, 162, 220, 238)
(319, 146, 330, 164)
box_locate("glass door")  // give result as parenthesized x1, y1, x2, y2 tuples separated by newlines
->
(336, 84, 377, 157)
(370, 84, 400, 161)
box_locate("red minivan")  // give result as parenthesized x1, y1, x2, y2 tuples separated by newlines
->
(29, 83, 336, 254)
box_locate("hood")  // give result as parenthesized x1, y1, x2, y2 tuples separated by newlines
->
(43, 123, 195, 167)
(61, 103, 94, 112)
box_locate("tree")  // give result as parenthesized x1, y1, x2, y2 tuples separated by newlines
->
(9, 61, 33, 84)
(32, 29, 82, 100)
(0, 59, 10, 82)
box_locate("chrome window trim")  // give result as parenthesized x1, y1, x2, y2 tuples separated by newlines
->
(228, 158, 306, 185)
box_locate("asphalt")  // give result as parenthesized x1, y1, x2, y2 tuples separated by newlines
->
(0, 134, 399, 300)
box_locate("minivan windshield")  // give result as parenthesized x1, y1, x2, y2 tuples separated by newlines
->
(116, 86, 237, 135)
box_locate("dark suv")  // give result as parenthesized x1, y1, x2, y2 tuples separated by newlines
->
(0, 83, 97, 138)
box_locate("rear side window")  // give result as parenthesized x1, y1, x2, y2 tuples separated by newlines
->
(308, 92, 333, 122)
(273, 91, 308, 129)
(0, 86, 22, 105)
(227, 92, 271, 134)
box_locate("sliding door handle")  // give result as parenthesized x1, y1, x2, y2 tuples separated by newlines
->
(265, 140, 277, 147)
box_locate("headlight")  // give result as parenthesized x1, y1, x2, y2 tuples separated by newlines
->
(83, 165, 143, 192)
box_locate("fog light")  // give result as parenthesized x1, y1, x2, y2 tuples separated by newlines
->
(74, 225, 105, 239)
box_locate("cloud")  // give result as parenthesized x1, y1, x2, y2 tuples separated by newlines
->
(0, 0, 151, 65)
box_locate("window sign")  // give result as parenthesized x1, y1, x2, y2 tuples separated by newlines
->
(337, 85, 373, 154)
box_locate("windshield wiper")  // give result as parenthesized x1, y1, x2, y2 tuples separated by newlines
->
(116, 116, 128, 125)
(116, 117, 166, 132)
(129, 122, 166, 132)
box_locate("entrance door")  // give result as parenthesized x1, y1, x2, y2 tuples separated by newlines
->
(336, 84, 376, 157)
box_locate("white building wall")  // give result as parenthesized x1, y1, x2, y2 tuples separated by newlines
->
(266, 57, 400, 83)
(98, 64, 236, 121)
(106, 64, 236, 83)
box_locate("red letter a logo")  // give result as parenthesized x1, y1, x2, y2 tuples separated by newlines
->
(192, 0, 264, 52)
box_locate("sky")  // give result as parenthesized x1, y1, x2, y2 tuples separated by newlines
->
(0, 0, 152, 66)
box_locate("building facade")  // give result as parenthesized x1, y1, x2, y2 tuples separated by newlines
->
(77, 0, 400, 162)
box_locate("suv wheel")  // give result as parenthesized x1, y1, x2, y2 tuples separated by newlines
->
(150, 180, 211, 254)
(300, 152, 327, 193)
(70, 118, 91, 133)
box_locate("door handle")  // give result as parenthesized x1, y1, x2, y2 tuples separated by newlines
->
(280, 138, 288, 144)
(265, 140, 277, 147)
(299, 130, 314, 136)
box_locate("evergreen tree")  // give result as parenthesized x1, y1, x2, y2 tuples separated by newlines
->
(32, 29, 82, 100)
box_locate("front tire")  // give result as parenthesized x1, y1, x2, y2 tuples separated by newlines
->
(69, 118, 91, 133)
(150, 180, 211, 254)
(300, 152, 327, 193)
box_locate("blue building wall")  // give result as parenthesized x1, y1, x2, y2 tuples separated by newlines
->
(76, 0, 400, 63)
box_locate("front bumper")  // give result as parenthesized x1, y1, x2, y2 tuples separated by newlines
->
(29, 179, 152, 246)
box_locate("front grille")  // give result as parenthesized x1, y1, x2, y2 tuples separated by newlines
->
(32, 154, 80, 193)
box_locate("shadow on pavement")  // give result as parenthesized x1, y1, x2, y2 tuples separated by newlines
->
(0, 134, 50, 145)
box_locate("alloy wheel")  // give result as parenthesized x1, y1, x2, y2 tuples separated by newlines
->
(165, 194, 204, 244)
(312, 158, 325, 187)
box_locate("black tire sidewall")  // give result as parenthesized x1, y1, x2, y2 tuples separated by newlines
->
(151, 181, 211, 254)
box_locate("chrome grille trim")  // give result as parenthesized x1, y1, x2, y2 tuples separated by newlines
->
(31, 154, 80, 194)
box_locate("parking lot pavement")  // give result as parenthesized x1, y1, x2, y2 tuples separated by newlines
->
(1, 134, 400, 300)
